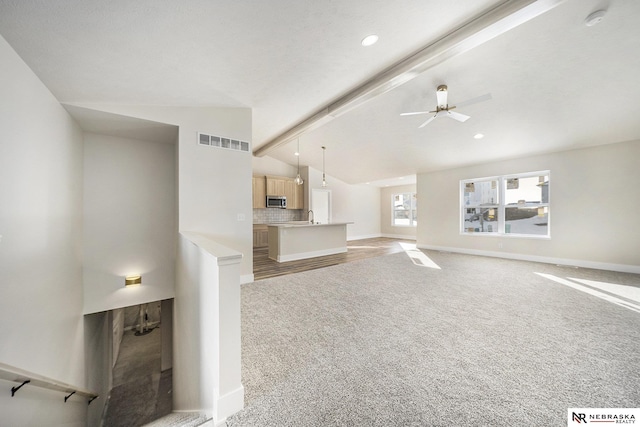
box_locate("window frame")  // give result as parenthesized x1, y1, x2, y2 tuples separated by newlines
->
(460, 170, 550, 238)
(392, 192, 417, 227)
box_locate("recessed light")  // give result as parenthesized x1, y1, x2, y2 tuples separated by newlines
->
(474, 133, 484, 139)
(294, 151, 299, 156)
(361, 34, 379, 47)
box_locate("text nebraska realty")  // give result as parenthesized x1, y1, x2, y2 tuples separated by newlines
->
(577, 413, 636, 423)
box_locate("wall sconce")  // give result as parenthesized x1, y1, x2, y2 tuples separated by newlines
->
(125, 275, 142, 287)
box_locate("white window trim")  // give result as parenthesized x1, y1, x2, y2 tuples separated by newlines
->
(460, 170, 550, 238)
(392, 192, 417, 227)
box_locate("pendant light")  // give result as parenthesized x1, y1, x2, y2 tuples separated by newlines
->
(321, 146, 327, 187)
(294, 138, 304, 185)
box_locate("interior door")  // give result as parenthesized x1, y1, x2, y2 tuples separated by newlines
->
(311, 189, 331, 224)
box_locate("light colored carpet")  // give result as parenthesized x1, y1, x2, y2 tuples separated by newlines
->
(227, 250, 640, 426)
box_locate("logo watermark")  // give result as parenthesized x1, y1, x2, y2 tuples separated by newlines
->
(568, 408, 638, 425)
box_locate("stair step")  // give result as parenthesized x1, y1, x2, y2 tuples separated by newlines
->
(142, 412, 210, 427)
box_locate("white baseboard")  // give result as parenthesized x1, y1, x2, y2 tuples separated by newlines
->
(240, 274, 254, 284)
(215, 385, 245, 424)
(347, 233, 382, 241)
(381, 233, 417, 240)
(416, 244, 640, 274)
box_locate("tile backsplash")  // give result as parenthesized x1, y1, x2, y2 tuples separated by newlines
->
(253, 208, 305, 224)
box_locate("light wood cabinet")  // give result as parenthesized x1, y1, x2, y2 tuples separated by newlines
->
(285, 180, 304, 209)
(266, 176, 286, 196)
(253, 224, 268, 248)
(295, 183, 304, 210)
(252, 176, 266, 209)
(258, 175, 304, 209)
(284, 179, 296, 209)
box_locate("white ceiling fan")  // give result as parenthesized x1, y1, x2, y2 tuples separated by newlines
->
(401, 85, 492, 128)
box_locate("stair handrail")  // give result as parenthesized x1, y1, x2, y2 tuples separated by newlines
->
(0, 361, 98, 405)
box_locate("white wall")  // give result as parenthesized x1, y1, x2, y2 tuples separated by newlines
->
(84, 312, 111, 427)
(380, 184, 417, 239)
(174, 233, 243, 422)
(417, 140, 640, 272)
(305, 166, 381, 240)
(0, 35, 88, 425)
(68, 104, 254, 281)
(83, 133, 177, 314)
(252, 155, 297, 177)
(173, 235, 215, 413)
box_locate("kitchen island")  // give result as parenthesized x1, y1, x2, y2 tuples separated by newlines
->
(267, 222, 352, 262)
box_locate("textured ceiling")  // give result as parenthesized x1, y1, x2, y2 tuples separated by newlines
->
(1, 0, 639, 185)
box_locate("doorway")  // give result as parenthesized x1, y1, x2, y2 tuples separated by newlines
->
(311, 189, 331, 224)
(102, 299, 173, 426)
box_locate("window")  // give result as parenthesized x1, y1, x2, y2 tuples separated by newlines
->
(461, 171, 549, 237)
(393, 193, 417, 227)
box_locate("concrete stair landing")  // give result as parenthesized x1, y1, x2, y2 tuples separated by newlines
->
(141, 412, 210, 426)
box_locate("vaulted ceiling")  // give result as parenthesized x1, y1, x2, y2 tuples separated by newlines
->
(1, 0, 638, 186)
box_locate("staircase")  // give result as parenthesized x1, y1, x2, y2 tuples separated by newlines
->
(141, 412, 212, 427)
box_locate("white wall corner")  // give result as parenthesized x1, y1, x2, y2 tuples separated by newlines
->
(240, 274, 255, 284)
(174, 233, 244, 420)
(214, 384, 245, 424)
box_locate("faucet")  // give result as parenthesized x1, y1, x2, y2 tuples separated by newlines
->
(308, 210, 314, 224)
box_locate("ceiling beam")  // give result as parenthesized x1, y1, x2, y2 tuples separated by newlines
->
(253, 0, 566, 157)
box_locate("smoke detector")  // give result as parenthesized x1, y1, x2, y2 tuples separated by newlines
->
(585, 10, 606, 27)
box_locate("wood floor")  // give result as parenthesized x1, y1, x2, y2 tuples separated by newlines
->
(253, 237, 415, 281)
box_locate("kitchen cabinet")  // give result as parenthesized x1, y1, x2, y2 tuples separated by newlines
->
(266, 176, 286, 196)
(259, 175, 304, 209)
(284, 180, 296, 209)
(253, 224, 268, 248)
(295, 182, 304, 209)
(252, 176, 266, 208)
(285, 180, 304, 209)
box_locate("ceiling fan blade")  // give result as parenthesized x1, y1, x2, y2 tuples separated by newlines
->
(447, 111, 470, 122)
(400, 111, 431, 116)
(454, 93, 492, 109)
(418, 115, 437, 128)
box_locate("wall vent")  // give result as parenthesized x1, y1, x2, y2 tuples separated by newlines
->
(197, 132, 250, 153)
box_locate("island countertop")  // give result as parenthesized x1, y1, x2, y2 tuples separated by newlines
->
(266, 221, 353, 228)
(266, 222, 352, 262)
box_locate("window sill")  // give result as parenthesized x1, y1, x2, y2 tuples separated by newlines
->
(460, 232, 550, 240)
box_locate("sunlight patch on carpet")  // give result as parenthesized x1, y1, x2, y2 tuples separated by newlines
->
(399, 242, 441, 269)
(569, 278, 640, 303)
(535, 273, 640, 313)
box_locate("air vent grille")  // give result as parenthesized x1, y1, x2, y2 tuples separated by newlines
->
(197, 132, 250, 153)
